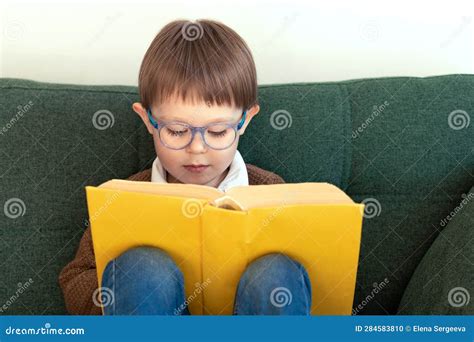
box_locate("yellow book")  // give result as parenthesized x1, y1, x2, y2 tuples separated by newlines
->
(85, 180, 364, 315)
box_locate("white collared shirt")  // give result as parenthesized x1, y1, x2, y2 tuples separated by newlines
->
(150, 149, 249, 192)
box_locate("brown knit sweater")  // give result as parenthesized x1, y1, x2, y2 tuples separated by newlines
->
(58, 163, 285, 315)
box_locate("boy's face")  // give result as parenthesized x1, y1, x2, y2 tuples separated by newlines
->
(133, 95, 258, 188)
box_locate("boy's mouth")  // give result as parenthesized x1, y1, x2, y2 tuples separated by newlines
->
(183, 164, 209, 173)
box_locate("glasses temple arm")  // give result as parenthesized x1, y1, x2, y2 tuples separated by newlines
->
(237, 110, 247, 130)
(147, 109, 159, 129)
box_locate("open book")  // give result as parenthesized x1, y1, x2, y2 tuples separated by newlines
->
(86, 180, 364, 315)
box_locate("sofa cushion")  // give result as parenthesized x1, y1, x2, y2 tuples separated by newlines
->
(397, 186, 474, 314)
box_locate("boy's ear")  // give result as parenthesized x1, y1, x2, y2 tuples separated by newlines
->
(132, 102, 154, 135)
(238, 104, 260, 135)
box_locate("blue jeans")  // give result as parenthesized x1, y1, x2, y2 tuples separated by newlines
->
(101, 246, 312, 315)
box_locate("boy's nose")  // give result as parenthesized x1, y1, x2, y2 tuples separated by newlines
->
(186, 132, 207, 152)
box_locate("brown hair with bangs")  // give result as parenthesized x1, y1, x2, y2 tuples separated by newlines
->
(138, 19, 257, 111)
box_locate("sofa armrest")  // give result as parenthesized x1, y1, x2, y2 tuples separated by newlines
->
(397, 186, 474, 315)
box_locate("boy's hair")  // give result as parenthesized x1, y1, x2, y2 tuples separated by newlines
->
(138, 19, 257, 111)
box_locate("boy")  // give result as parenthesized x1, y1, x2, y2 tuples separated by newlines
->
(59, 19, 311, 315)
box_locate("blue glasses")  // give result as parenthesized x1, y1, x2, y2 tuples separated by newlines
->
(147, 109, 247, 150)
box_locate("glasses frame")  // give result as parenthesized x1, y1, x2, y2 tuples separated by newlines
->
(146, 108, 247, 150)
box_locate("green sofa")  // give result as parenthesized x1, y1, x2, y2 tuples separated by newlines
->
(0, 75, 472, 315)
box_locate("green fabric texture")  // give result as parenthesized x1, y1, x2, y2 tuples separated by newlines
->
(397, 186, 474, 314)
(0, 75, 472, 315)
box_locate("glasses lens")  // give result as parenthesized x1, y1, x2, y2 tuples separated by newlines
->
(160, 124, 192, 149)
(204, 124, 236, 149)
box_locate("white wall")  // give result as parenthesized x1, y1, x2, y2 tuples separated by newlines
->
(1, 0, 473, 86)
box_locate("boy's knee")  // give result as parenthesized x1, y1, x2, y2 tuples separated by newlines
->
(106, 246, 180, 275)
(235, 253, 312, 315)
(119, 245, 173, 261)
(240, 253, 310, 294)
(246, 253, 304, 277)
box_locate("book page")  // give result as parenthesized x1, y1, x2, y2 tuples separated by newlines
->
(98, 179, 224, 201)
(226, 183, 354, 210)
(97, 180, 354, 211)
